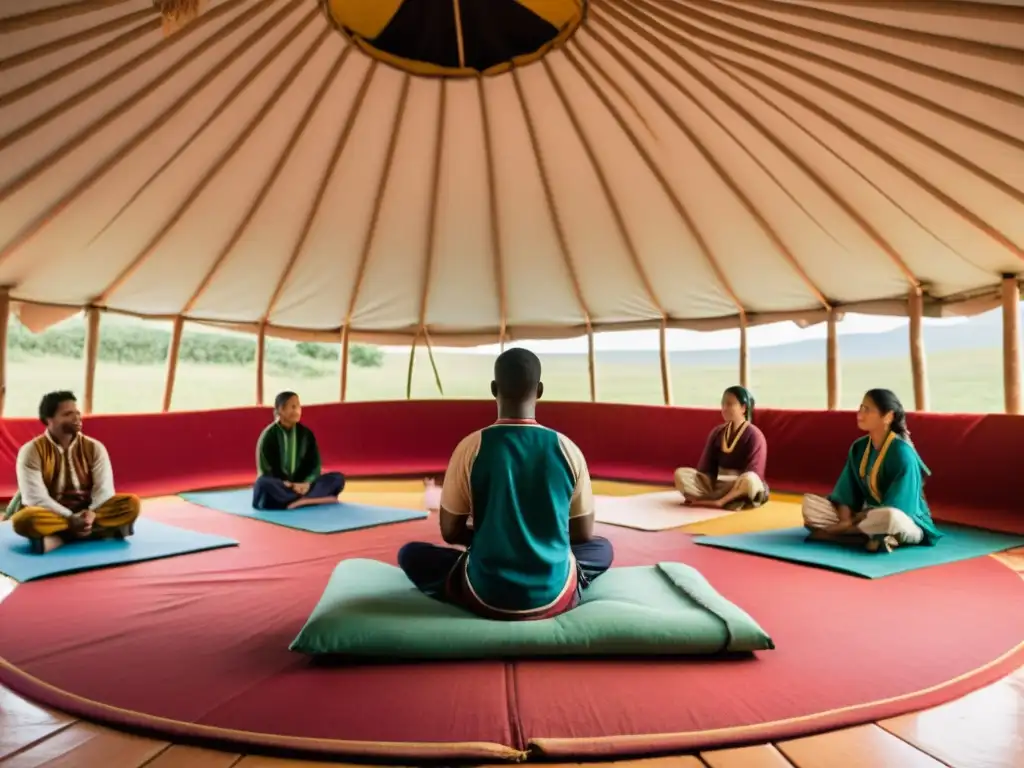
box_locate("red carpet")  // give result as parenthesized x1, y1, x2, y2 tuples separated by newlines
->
(0, 499, 1021, 762)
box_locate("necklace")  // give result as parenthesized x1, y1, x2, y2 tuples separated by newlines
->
(859, 430, 895, 503)
(721, 420, 749, 454)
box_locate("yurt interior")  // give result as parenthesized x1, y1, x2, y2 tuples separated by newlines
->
(0, 1, 1022, 767)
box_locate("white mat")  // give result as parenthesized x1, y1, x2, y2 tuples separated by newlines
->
(594, 491, 733, 531)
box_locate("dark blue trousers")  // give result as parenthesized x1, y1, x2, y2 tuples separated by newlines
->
(397, 535, 614, 598)
(252, 472, 345, 510)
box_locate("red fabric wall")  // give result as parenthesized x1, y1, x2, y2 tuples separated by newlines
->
(1, 401, 1020, 531)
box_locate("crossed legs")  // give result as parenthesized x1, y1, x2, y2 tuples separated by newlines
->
(674, 468, 768, 510)
(397, 536, 615, 611)
(252, 472, 346, 510)
(10, 493, 141, 554)
(801, 494, 924, 552)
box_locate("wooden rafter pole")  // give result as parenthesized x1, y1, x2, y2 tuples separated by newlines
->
(83, 307, 101, 415)
(255, 322, 266, 406)
(908, 290, 929, 411)
(659, 317, 673, 406)
(587, 327, 597, 402)
(422, 329, 444, 397)
(1002, 274, 1021, 415)
(0, 288, 9, 417)
(826, 308, 840, 410)
(339, 325, 350, 402)
(406, 332, 419, 400)
(739, 314, 749, 389)
(162, 316, 184, 412)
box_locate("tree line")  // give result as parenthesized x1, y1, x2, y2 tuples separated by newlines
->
(7, 318, 383, 378)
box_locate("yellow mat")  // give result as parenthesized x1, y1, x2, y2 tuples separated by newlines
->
(341, 490, 427, 511)
(681, 499, 804, 535)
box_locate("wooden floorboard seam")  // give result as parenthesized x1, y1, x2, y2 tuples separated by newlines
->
(0, 718, 79, 763)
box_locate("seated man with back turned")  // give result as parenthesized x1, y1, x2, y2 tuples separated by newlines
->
(4, 391, 141, 554)
(398, 348, 614, 620)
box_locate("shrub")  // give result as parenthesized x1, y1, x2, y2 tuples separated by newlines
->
(6, 318, 384, 375)
(350, 344, 384, 368)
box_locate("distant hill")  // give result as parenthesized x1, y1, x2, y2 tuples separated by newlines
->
(547, 307, 1020, 368)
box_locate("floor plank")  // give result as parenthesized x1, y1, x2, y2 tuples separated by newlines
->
(991, 548, 1024, 573)
(776, 724, 944, 767)
(879, 665, 1024, 768)
(0, 577, 15, 606)
(145, 744, 242, 768)
(474, 761, 704, 768)
(0, 722, 167, 767)
(233, 758, 403, 767)
(0, 686, 75, 761)
(603, 759, 705, 767)
(701, 743, 794, 767)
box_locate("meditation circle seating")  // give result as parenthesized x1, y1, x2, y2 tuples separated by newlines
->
(0, 401, 1022, 762)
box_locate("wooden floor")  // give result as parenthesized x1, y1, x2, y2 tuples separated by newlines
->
(1, 540, 1021, 767)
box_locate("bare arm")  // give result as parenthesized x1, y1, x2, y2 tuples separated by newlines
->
(440, 508, 474, 547)
(16, 443, 73, 518)
(437, 433, 479, 547)
(569, 512, 594, 544)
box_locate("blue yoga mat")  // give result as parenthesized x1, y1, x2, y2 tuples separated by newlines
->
(180, 489, 427, 533)
(0, 519, 238, 582)
(695, 525, 1024, 578)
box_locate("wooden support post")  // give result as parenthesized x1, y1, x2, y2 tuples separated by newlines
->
(83, 307, 101, 415)
(339, 325, 350, 402)
(586, 327, 597, 402)
(908, 291, 929, 411)
(659, 318, 673, 406)
(406, 333, 419, 400)
(739, 315, 749, 389)
(0, 289, 9, 417)
(826, 309, 840, 410)
(423, 329, 444, 397)
(162, 316, 184, 413)
(255, 323, 266, 406)
(1002, 275, 1021, 415)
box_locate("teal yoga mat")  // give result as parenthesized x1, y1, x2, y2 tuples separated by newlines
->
(0, 519, 238, 582)
(695, 525, 1024, 578)
(180, 489, 427, 533)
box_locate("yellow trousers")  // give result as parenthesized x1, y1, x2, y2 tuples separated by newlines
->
(10, 494, 141, 540)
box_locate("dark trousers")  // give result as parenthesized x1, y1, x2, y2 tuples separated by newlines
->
(252, 472, 345, 510)
(397, 535, 615, 601)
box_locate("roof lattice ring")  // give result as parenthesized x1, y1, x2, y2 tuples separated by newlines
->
(318, 0, 586, 77)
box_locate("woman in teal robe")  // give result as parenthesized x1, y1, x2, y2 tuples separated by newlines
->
(253, 392, 345, 510)
(802, 388, 941, 553)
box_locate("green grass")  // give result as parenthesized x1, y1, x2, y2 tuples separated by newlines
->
(1, 346, 1006, 416)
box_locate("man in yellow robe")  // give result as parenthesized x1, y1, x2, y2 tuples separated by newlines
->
(4, 391, 141, 554)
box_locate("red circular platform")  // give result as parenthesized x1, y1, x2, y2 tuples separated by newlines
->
(0, 498, 1021, 762)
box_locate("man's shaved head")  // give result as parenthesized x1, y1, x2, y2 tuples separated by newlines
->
(492, 348, 542, 403)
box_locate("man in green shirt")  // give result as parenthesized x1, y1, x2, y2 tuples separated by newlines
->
(253, 392, 345, 510)
(397, 348, 613, 620)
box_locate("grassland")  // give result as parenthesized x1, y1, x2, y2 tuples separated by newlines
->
(2, 345, 1006, 417)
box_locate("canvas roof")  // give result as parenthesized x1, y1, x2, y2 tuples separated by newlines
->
(1, 0, 1021, 345)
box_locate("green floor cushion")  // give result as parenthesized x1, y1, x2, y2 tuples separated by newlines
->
(290, 559, 774, 659)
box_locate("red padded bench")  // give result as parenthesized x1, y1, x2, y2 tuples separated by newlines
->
(1, 401, 1020, 533)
